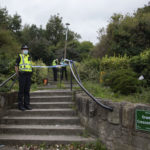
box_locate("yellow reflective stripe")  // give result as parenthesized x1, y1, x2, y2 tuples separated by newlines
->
(21, 54, 25, 65)
(20, 64, 32, 66)
(20, 68, 32, 70)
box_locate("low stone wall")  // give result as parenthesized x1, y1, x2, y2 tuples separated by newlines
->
(75, 92, 150, 150)
(0, 92, 17, 118)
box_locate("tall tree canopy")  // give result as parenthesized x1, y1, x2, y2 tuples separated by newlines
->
(93, 2, 150, 58)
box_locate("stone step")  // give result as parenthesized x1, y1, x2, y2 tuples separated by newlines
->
(0, 124, 84, 135)
(7, 109, 76, 116)
(0, 134, 95, 145)
(30, 90, 73, 97)
(14, 102, 74, 109)
(30, 95, 72, 102)
(0, 116, 80, 125)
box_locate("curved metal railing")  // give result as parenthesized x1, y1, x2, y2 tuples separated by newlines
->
(67, 60, 113, 111)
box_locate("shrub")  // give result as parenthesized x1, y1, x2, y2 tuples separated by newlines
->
(100, 54, 130, 71)
(32, 60, 48, 84)
(103, 69, 141, 95)
(78, 58, 100, 81)
(130, 49, 150, 85)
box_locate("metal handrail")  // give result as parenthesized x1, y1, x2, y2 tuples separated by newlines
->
(72, 62, 81, 83)
(0, 73, 17, 88)
(68, 60, 113, 111)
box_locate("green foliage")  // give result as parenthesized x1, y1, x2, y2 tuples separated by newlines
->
(30, 38, 51, 65)
(94, 2, 150, 57)
(0, 8, 10, 29)
(0, 28, 20, 75)
(130, 49, 150, 85)
(66, 40, 81, 61)
(32, 60, 48, 84)
(0, 74, 17, 92)
(78, 58, 100, 81)
(8, 13, 22, 33)
(100, 54, 130, 71)
(48, 40, 94, 62)
(77, 41, 94, 59)
(0, 74, 9, 92)
(46, 14, 64, 46)
(83, 81, 150, 104)
(103, 69, 141, 95)
(71, 140, 106, 150)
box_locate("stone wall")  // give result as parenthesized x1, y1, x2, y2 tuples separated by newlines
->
(75, 92, 150, 150)
(0, 92, 17, 118)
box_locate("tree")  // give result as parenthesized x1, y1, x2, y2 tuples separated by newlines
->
(0, 8, 10, 29)
(30, 38, 52, 65)
(93, 2, 150, 57)
(77, 41, 94, 59)
(9, 13, 22, 33)
(46, 14, 64, 46)
(0, 29, 20, 74)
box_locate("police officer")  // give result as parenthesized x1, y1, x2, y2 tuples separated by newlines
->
(15, 45, 32, 111)
(60, 58, 68, 81)
(52, 59, 58, 81)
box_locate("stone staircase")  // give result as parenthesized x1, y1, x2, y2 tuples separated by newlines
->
(0, 89, 95, 145)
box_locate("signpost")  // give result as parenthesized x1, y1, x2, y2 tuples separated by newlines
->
(136, 109, 150, 132)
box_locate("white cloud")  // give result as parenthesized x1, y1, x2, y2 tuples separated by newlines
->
(0, 0, 148, 44)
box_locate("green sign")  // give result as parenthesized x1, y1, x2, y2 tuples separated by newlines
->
(136, 109, 150, 132)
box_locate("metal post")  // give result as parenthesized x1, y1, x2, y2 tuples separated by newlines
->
(70, 67, 72, 91)
(64, 23, 70, 59)
(59, 67, 61, 88)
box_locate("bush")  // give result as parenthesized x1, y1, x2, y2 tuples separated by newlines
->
(78, 58, 100, 81)
(100, 54, 130, 71)
(130, 49, 150, 85)
(32, 60, 48, 84)
(103, 69, 141, 95)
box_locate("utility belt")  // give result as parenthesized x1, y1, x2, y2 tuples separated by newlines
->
(19, 71, 32, 76)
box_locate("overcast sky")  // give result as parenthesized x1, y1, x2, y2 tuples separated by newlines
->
(0, 0, 148, 44)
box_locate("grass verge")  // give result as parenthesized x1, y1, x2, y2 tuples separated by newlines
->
(82, 81, 150, 104)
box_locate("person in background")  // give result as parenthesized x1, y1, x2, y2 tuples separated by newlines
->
(60, 58, 68, 81)
(52, 59, 58, 81)
(15, 45, 32, 111)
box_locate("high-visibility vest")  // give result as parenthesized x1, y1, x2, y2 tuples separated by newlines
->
(52, 60, 57, 66)
(19, 54, 32, 72)
(60, 60, 64, 65)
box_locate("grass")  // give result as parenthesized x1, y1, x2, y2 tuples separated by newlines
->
(81, 81, 150, 104)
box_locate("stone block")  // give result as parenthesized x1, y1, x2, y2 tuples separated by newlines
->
(0, 96, 5, 108)
(98, 120, 121, 141)
(97, 98, 109, 120)
(122, 102, 135, 129)
(107, 102, 121, 125)
(132, 136, 150, 150)
(134, 103, 150, 111)
(82, 98, 89, 117)
(89, 101, 96, 118)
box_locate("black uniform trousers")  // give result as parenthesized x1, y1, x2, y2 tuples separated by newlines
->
(53, 68, 57, 81)
(18, 72, 31, 108)
(61, 67, 68, 80)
